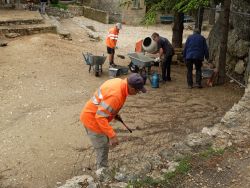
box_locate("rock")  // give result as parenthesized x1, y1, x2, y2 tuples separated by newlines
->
(109, 182, 128, 188)
(171, 142, 193, 155)
(72, 18, 101, 41)
(185, 133, 212, 148)
(159, 148, 184, 161)
(150, 170, 163, 179)
(217, 167, 223, 172)
(234, 60, 245, 74)
(95, 167, 110, 182)
(50, 16, 71, 40)
(114, 172, 126, 181)
(231, 0, 250, 41)
(0, 41, 8, 47)
(166, 161, 179, 173)
(58, 175, 95, 188)
(5, 33, 20, 38)
(56, 182, 62, 185)
(202, 127, 220, 136)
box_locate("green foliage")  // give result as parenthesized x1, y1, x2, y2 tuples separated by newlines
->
(199, 147, 225, 158)
(50, 0, 59, 4)
(143, 0, 176, 25)
(175, 157, 192, 174)
(143, 0, 210, 24)
(127, 176, 161, 188)
(128, 156, 191, 187)
(51, 3, 68, 10)
(174, 0, 209, 13)
(119, 0, 132, 8)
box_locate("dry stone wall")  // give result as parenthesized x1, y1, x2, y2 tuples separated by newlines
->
(208, 0, 250, 83)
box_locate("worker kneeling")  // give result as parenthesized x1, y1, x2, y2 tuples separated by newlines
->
(80, 73, 146, 172)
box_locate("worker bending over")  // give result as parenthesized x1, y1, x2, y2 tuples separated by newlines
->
(80, 73, 146, 171)
(152, 32, 174, 82)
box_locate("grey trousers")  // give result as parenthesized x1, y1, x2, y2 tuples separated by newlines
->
(40, 2, 46, 14)
(85, 127, 109, 169)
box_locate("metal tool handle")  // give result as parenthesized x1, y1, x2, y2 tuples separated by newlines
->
(116, 115, 132, 133)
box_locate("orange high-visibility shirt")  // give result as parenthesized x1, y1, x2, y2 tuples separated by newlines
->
(106, 27, 119, 49)
(80, 78, 129, 138)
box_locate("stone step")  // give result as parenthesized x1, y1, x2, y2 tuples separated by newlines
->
(0, 4, 15, 9)
(0, 23, 57, 36)
(0, 10, 44, 26)
(0, 17, 44, 26)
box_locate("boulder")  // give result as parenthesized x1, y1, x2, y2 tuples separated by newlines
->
(5, 33, 20, 38)
(185, 133, 212, 148)
(234, 60, 245, 74)
(58, 175, 96, 188)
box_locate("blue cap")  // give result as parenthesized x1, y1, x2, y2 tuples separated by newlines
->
(128, 73, 146, 93)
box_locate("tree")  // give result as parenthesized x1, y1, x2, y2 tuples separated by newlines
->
(144, 0, 209, 47)
(217, 0, 231, 84)
(195, 7, 204, 32)
(172, 12, 184, 48)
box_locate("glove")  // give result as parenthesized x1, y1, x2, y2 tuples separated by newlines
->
(154, 57, 160, 62)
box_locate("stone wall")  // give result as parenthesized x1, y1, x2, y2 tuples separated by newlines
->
(208, 0, 250, 83)
(87, 0, 122, 23)
(83, 6, 109, 24)
(46, 7, 73, 18)
(68, 5, 84, 16)
(90, 0, 121, 14)
(77, 0, 145, 24)
(122, 0, 146, 25)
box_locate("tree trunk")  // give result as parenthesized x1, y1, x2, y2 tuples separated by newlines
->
(217, 0, 231, 84)
(195, 7, 204, 32)
(209, 0, 216, 25)
(172, 12, 184, 48)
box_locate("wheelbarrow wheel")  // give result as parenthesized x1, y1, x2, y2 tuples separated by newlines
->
(95, 71, 99, 77)
(128, 62, 139, 73)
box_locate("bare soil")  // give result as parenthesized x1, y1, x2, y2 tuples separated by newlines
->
(0, 17, 244, 188)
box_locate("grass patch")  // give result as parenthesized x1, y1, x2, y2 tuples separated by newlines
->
(127, 156, 191, 188)
(51, 3, 68, 10)
(127, 148, 228, 187)
(199, 148, 225, 159)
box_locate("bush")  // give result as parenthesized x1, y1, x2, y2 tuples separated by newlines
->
(51, 2, 68, 10)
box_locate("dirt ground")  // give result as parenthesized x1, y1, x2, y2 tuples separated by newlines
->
(0, 17, 244, 188)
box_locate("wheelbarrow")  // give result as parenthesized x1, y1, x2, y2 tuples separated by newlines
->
(127, 52, 154, 74)
(82, 52, 107, 77)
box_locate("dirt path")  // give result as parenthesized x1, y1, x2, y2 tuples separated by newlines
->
(0, 17, 243, 188)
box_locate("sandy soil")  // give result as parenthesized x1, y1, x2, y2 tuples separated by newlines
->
(0, 17, 243, 188)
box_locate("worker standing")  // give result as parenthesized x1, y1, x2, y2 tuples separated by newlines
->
(151, 32, 174, 82)
(183, 28, 209, 89)
(106, 23, 122, 67)
(80, 73, 146, 172)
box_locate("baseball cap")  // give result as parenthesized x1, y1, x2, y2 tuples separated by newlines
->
(128, 73, 146, 93)
(116, 23, 122, 30)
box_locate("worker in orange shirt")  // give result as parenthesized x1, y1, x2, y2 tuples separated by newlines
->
(106, 23, 122, 67)
(80, 73, 146, 171)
